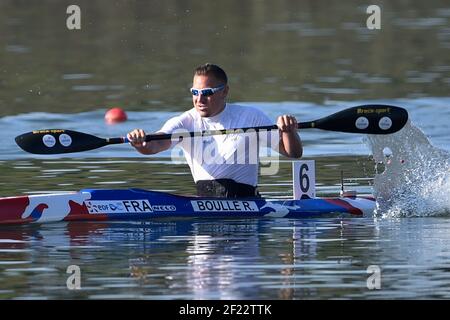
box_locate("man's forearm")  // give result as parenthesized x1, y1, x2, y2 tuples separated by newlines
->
(134, 140, 171, 155)
(280, 132, 303, 158)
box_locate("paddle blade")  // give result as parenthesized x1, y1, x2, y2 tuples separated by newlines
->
(15, 129, 108, 154)
(309, 105, 408, 134)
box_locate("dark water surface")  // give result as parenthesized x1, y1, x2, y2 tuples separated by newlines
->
(1, 0, 450, 299)
(1, 217, 450, 299)
(1, 0, 449, 116)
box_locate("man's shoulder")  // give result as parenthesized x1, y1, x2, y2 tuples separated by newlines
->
(225, 104, 272, 126)
(159, 108, 196, 132)
(228, 104, 272, 122)
(173, 108, 197, 120)
(227, 104, 268, 116)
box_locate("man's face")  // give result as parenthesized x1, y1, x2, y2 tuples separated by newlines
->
(192, 75, 228, 117)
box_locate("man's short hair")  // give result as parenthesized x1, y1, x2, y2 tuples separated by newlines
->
(194, 63, 228, 84)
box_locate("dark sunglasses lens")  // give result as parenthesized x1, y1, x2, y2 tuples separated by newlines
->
(191, 89, 199, 96)
(201, 89, 214, 96)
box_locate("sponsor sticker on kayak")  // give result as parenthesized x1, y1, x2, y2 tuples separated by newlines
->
(85, 200, 176, 214)
(191, 200, 259, 212)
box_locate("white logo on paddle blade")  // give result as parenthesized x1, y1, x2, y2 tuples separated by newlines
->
(59, 134, 72, 147)
(355, 117, 369, 130)
(42, 134, 56, 147)
(378, 117, 392, 130)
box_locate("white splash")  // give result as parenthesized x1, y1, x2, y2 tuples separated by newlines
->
(365, 120, 450, 218)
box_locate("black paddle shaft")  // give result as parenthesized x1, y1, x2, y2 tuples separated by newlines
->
(15, 104, 408, 155)
(144, 104, 408, 142)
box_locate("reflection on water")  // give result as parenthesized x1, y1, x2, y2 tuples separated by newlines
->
(1, 155, 449, 299)
(1, 0, 450, 300)
(2, 218, 450, 299)
(0, 156, 375, 197)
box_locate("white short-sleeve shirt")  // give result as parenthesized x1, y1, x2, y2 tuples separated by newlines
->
(158, 103, 278, 186)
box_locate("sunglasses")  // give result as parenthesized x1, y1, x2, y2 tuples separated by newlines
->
(190, 84, 225, 97)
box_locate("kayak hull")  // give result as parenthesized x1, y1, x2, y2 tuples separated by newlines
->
(0, 188, 376, 225)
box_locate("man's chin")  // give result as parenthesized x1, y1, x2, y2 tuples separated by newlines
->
(196, 108, 210, 117)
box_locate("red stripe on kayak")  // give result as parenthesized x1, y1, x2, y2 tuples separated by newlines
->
(63, 200, 108, 221)
(0, 196, 33, 224)
(324, 198, 364, 216)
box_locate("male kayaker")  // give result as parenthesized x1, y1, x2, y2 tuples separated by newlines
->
(127, 63, 302, 198)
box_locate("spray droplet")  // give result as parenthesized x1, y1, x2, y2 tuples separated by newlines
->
(383, 147, 393, 158)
